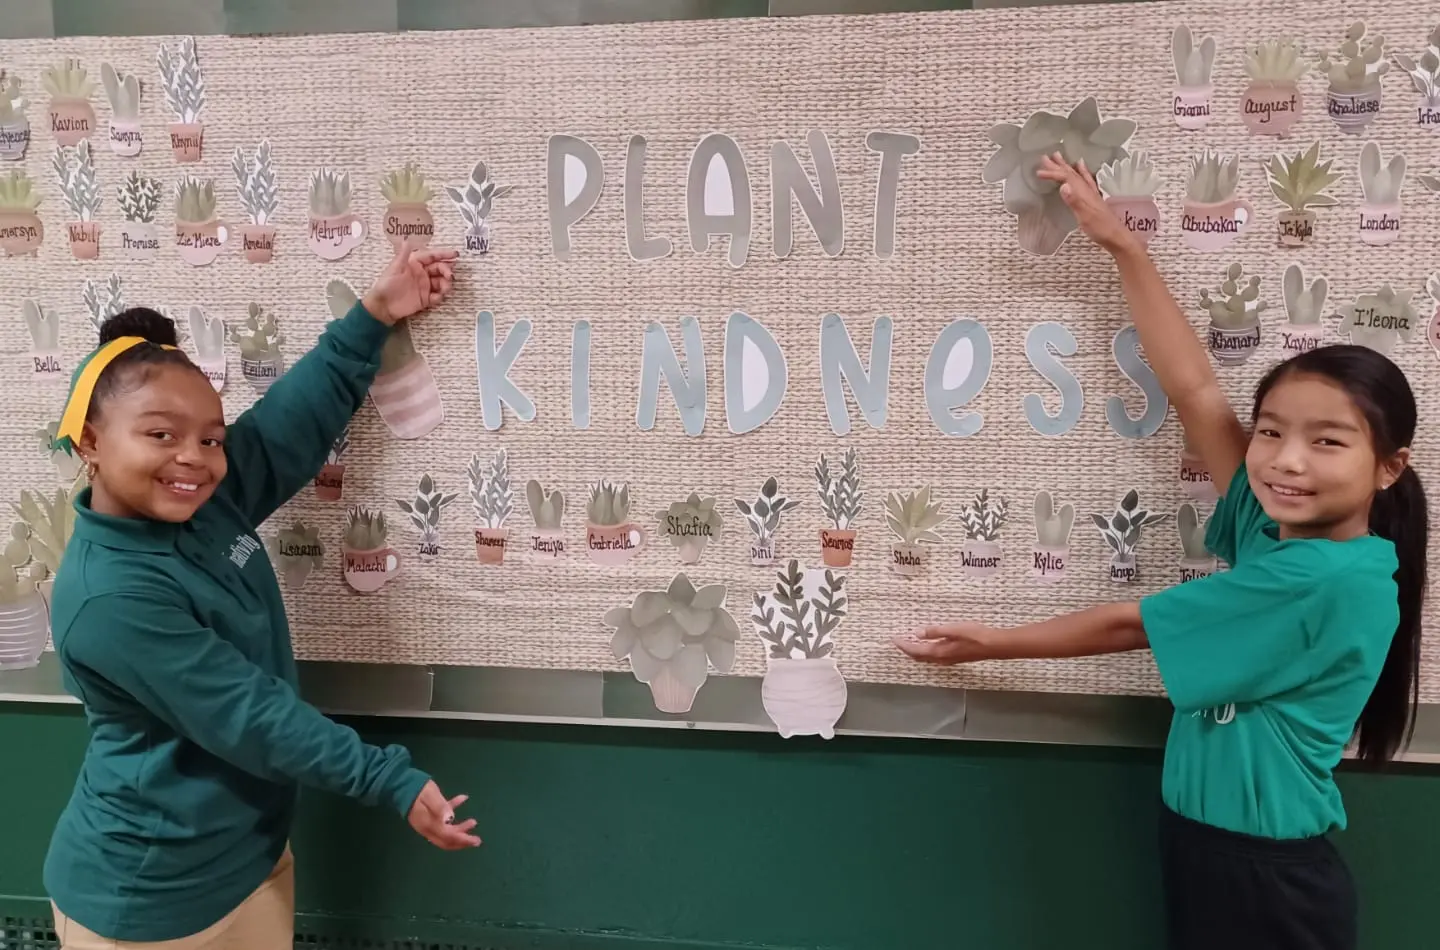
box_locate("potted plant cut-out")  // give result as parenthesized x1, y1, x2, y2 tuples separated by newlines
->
(1176, 503, 1216, 583)
(0, 521, 54, 671)
(1241, 40, 1308, 135)
(656, 493, 723, 564)
(0, 170, 44, 256)
(983, 97, 1137, 256)
(230, 304, 285, 393)
(525, 480, 566, 558)
(586, 480, 645, 566)
(232, 141, 278, 263)
(958, 488, 1007, 579)
(751, 559, 849, 740)
(0, 75, 30, 161)
(1201, 263, 1267, 366)
(1426, 274, 1440, 359)
(325, 279, 444, 439)
(1317, 22, 1388, 133)
(397, 475, 457, 562)
(156, 37, 205, 162)
(1393, 27, 1440, 130)
(116, 171, 162, 260)
(53, 140, 101, 259)
(342, 506, 400, 593)
(309, 168, 365, 260)
(1092, 490, 1167, 582)
(884, 486, 949, 577)
(735, 477, 800, 566)
(1357, 142, 1405, 246)
(380, 163, 435, 250)
(605, 573, 741, 715)
(446, 161, 515, 255)
(1172, 25, 1217, 130)
(34, 422, 82, 483)
(1182, 150, 1252, 251)
(41, 59, 95, 147)
(1178, 430, 1217, 502)
(1279, 262, 1328, 359)
(185, 306, 226, 391)
(467, 449, 513, 565)
(1097, 151, 1161, 246)
(267, 521, 324, 590)
(22, 301, 62, 381)
(1339, 285, 1418, 355)
(1031, 490, 1074, 583)
(174, 176, 226, 266)
(314, 425, 348, 502)
(1264, 141, 1341, 247)
(17, 485, 74, 612)
(81, 273, 124, 334)
(816, 448, 863, 567)
(100, 63, 141, 156)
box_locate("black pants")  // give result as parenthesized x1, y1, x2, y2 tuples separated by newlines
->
(1159, 805, 1357, 950)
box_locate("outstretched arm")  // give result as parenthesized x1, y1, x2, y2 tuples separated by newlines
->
(1038, 155, 1248, 494)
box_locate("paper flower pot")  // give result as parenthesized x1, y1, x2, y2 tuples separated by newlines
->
(1358, 203, 1400, 247)
(646, 665, 702, 716)
(1180, 198, 1252, 252)
(313, 463, 345, 501)
(1179, 556, 1217, 583)
(49, 97, 95, 146)
(0, 120, 30, 160)
(1014, 206, 1070, 257)
(108, 120, 142, 157)
(0, 211, 43, 256)
(343, 544, 400, 593)
(1277, 210, 1314, 247)
(0, 592, 49, 670)
(474, 527, 508, 565)
(1030, 544, 1068, 583)
(1241, 81, 1302, 136)
(370, 356, 444, 439)
(1207, 324, 1261, 365)
(1105, 196, 1159, 247)
(240, 356, 283, 393)
(417, 540, 441, 562)
(889, 542, 927, 576)
(586, 523, 645, 566)
(67, 221, 100, 260)
(1172, 84, 1213, 130)
(308, 214, 365, 261)
(1178, 450, 1218, 502)
(818, 528, 855, 567)
(762, 657, 847, 740)
(1326, 87, 1381, 133)
(384, 203, 434, 250)
(175, 218, 227, 266)
(749, 540, 776, 566)
(1278, 322, 1322, 361)
(30, 347, 63, 380)
(119, 221, 159, 259)
(238, 224, 276, 263)
(962, 540, 1002, 578)
(1108, 554, 1138, 583)
(1420, 95, 1440, 130)
(529, 528, 566, 558)
(168, 122, 203, 162)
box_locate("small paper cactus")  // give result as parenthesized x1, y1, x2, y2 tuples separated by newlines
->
(1358, 142, 1406, 204)
(229, 303, 284, 361)
(1033, 490, 1074, 547)
(1173, 25, 1217, 87)
(526, 480, 566, 531)
(1316, 21, 1389, 94)
(1200, 263, 1268, 330)
(1281, 264, 1328, 326)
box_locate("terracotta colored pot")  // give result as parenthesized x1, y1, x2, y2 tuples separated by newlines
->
(1358, 202, 1400, 247)
(49, 97, 95, 146)
(1276, 209, 1314, 247)
(475, 527, 509, 565)
(1180, 197, 1253, 252)
(0, 211, 43, 255)
(313, 464, 345, 502)
(238, 224, 276, 263)
(1171, 85, 1213, 130)
(168, 122, 203, 162)
(818, 528, 855, 567)
(66, 221, 100, 259)
(384, 203, 434, 250)
(1241, 81, 1302, 136)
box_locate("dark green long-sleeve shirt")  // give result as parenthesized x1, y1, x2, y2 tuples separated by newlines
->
(44, 301, 430, 942)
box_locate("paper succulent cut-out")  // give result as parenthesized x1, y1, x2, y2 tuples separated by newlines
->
(1031, 490, 1074, 583)
(1317, 21, 1388, 133)
(1176, 503, 1216, 582)
(1096, 151, 1161, 246)
(325, 279, 443, 439)
(22, 300, 63, 381)
(0, 169, 44, 256)
(99, 63, 142, 156)
(751, 559, 849, 740)
(446, 161, 515, 255)
(230, 303, 285, 393)
(156, 37, 205, 161)
(958, 488, 1007, 578)
(815, 448, 863, 567)
(268, 521, 324, 589)
(115, 171, 162, 260)
(186, 305, 226, 391)
(41, 59, 96, 147)
(397, 474, 458, 561)
(605, 573, 741, 716)
(308, 167, 366, 260)
(0, 74, 31, 160)
(1182, 150, 1251, 252)
(52, 140, 101, 259)
(1, 486, 75, 668)
(342, 505, 399, 594)
(525, 479, 566, 558)
(81, 273, 124, 334)
(1092, 489, 1167, 582)
(174, 175, 226, 266)
(884, 487, 950, 577)
(1241, 40, 1308, 135)
(984, 97, 1137, 255)
(1339, 285, 1419, 355)
(1171, 25, 1217, 130)
(467, 449, 514, 565)
(315, 425, 349, 502)
(34, 421, 82, 483)
(586, 479, 645, 566)
(1201, 262, 1267, 366)
(232, 141, 278, 263)
(655, 493, 723, 565)
(1357, 142, 1405, 247)
(1278, 263, 1328, 359)
(1265, 142, 1340, 247)
(1394, 27, 1440, 128)
(735, 477, 800, 566)
(380, 163, 435, 250)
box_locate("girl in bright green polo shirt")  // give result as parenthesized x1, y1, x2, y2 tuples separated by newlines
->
(897, 156, 1426, 950)
(43, 242, 480, 950)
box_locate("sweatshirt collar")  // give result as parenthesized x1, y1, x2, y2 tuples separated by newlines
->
(72, 487, 181, 553)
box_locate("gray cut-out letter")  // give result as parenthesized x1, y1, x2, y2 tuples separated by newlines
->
(866, 131, 921, 261)
(637, 316, 707, 436)
(571, 320, 592, 429)
(724, 310, 787, 435)
(819, 313, 892, 436)
(1106, 324, 1169, 438)
(924, 318, 992, 438)
(475, 311, 536, 431)
(625, 135, 672, 262)
(770, 130, 844, 258)
(1023, 322, 1083, 436)
(687, 133, 752, 269)
(547, 134, 604, 261)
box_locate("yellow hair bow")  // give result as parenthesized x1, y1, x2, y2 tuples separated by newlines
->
(55, 336, 179, 447)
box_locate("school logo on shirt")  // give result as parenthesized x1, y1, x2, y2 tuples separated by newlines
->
(227, 533, 262, 569)
(1193, 703, 1236, 725)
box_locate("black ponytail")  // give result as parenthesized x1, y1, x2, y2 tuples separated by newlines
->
(90, 308, 205, 414)
(1254, 344, 1426, 765)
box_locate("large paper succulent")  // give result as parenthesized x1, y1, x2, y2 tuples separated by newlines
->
(604, 574, 741, 713)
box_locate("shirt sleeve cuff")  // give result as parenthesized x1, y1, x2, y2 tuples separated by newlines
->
(387, 766, 433, 819)
(332, 300, 393, 359)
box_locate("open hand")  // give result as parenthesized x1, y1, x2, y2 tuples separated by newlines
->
(408, 780, 482, 851)
(893, 622, 999, 666)
(1035, 153, 1137, 255)
(363, 239, 458, 326)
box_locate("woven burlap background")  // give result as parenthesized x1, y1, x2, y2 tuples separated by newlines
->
(1, 0, 1437, 699)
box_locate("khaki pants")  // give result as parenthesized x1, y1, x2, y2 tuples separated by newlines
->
(53, 847, 294, 949)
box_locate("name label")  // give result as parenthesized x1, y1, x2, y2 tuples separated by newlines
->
(531, 533, 566, 556)
(32, 353, 63, 377)
(1032, 548, 1065, 576)
(1109, 559, 1138, 583)
(386, 215, 434, 239)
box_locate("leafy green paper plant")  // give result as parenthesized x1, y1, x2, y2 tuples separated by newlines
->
(656, 493, 723, 563)
(1340, 285, 1419, 354)
(41, 59, 94, 100)
(327, 426, 350, 467)
(99, 63, 140, 123)
(174, 176, 216, 223)
(884, 487, 950, 545)
(309, 167, 352, 217)
(52, 140, 100, 220)
(525, 480, 566, 531)
(815, 448, 863, 530)
(0, 523, 48, 605)
(1393, 27, 1440, 105)
(0, 170, 41, 211)
(587, 480, 631, 527)
(268, 521, 324, 589)
(1097, 151, 1160, 198)
(750, 559, 848, 661)
(1244, 39, 1310, 82)
(117, 171, 162, 224)
(1033, 491, 1074, 548)
(1172, 25, 1217, 88)
(232, 140, 278, 226)
(1091, 489, 1167, 564)
(467, 449, 514, 530)
(81, 274, 124, 333)
(1186, 149, 1240, 204)
(1266, 142, 1342, 213)
(735, 477, 800, 552)
(156, 37, 205, 125)
(343, 505, 388, 550)
(397, 474, 459, 556)
(958, 489, 1007, 542)
(1201, 263, 1267, 330)
(445, 161, 515, 254)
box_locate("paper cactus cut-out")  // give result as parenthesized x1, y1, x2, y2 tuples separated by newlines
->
(1359, 142, 1406, 204)
(309, 167, 352, 217)
(1244, 39, 1310, 83)
(1317, 21, 1389, 95)
(525, 480, 566, 531)
(174, 176, 217, 224)
(230, 303, 284, 362)
(187, 306, 226, 363)
(1281, 264, 1328, 327)
(1033, 490, 1074, 547)
(22, 300, 59, 352)
(100, 63, 140, 123)
(1186, 149, 1241, 204)
(343, 505, 389, 550)
(1201, 263, 1267, 331)
(1172, 24, 1217, 87)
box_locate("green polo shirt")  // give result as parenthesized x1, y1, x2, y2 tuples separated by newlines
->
(44, 301, 430, 942)
(1140, 464, 1399, 840)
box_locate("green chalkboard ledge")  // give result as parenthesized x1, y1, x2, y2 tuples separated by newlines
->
(5, 655, 1440, 762)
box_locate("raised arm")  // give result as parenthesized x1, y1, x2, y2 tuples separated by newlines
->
(1038, 155, 1248, 493)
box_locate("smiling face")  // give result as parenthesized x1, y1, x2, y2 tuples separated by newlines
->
(1247, 372, 1406, 540)
(81, 362, 227, 522)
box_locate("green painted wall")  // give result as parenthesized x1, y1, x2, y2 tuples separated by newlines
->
(1, 703, 1435, 948)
